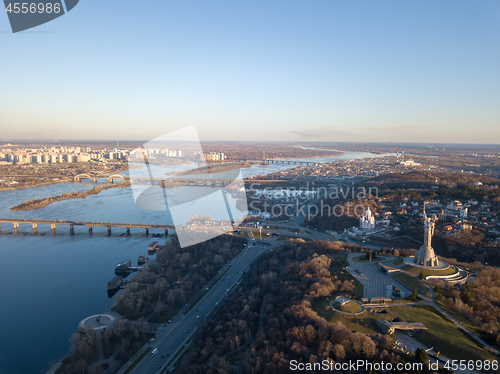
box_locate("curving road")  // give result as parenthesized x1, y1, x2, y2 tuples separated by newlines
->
(120, 241, 277, 374)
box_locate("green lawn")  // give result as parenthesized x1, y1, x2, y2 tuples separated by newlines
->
(389, 306, 497, 363)
(392, 258, 404, 265)
(365, 236, 420, 249)
(402, 265, 455, 276)
(434, 297, 494, 348)
(392, 272, 429, 296)
(338, 301, 362, 313)
(314, 303, 497, 363)
(238, 230, 249, 237)
(313, 298, 331, 317)
(315, 306, 391, 335)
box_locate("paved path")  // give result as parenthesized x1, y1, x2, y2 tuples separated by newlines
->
(345, 253, 411, 299)
(393, 331, 482, 374)
(422, 285, 499, 355)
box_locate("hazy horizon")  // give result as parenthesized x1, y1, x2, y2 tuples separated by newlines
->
(2, 139, 500, 148)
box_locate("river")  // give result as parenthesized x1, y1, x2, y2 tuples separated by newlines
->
(0, 150, 388, 374)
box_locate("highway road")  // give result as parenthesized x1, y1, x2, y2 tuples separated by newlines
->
(124, 240, 276, 374)
(121, 185, 354, 374)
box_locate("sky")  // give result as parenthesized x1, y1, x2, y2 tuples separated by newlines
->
(1, 0, 500, 143)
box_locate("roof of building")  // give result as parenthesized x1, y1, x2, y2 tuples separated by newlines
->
(380, 264, 401, 273)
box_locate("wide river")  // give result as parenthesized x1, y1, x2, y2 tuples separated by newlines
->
(0, 151, 387, 374)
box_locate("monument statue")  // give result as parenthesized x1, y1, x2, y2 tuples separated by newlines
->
(414, 203, 440, 267)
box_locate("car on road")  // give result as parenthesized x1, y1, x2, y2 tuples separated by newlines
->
(151, 348, 158, 356)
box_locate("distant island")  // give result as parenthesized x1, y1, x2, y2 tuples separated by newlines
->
(167, 161, 253, 176)
(10, 180, 131, 211)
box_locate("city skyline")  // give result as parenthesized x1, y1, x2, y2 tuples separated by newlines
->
(1, 0, 500, 143)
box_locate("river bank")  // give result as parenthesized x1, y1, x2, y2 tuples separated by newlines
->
(0, 178, 73, 192)
(10, 181, 131, 211)
(0, 163, 130, 192)
(168, 161, 254, 176)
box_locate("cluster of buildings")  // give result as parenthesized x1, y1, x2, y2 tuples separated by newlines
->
(0, 145, 234, 166)
(195, 152, 226, 161)
(0, 147, 130, 165)
(353, 191, 500, 245)
(131, 148, 184, 158)
(258, 157, 431, 184)
(395, 148, 421, 167)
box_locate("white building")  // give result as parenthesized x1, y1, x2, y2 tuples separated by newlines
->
(398, 160, 421, 166)
(459, 207, 468, 219)
(447, 200, 463, 211)
(359, 207, 376, 230)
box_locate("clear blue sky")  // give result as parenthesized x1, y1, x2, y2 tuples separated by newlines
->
(1, 0, 500, 143)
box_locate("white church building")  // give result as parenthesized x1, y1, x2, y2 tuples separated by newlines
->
(359, 207, 376, 230)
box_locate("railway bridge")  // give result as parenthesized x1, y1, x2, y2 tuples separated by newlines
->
(74, 173, 128, 183)
(237, 159, 319, 165)
(0, 218, 174, 235)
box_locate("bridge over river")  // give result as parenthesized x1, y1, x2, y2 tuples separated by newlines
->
(0, 218, 174, 235)
(75, 176, 336, 188)
(237, 159, 320, 165)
